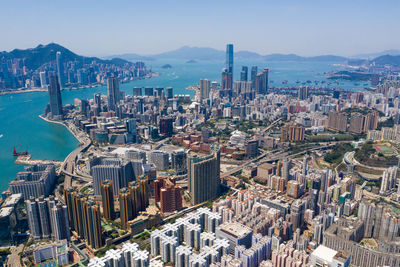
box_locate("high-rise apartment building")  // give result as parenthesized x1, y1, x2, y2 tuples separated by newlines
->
(298, 86, 308, 100)
(91, 157, 135, 196)
(221, 68, 233, 90)
(26, 198, 42, 239)
(250, 66, 258, 88)
(240, 66, 248, 81)
(364, 111, 379, 131)
(187, 145, 220, 205)
(159, 117, 174, 137)
(349, 113, 366, 134)
(328, 111, 347, 132)
(119, 187, 132, 230)
(280, 124, 305, 142)
(166, 87, 173, 99)
(132, 87, 142, 96)
(101, 180, 115, 220)
(380, 166, 398, 195)
(26, 196, 70, 241)
(9, 164, 57, 199)
(199, 79, 210, 101)
(107, 76, 120, 111)
(255, 68, 269, 94)
(48, 75, 63, 120)
(51, 203, 71, 241)
(84, 200, 103, 249)
(39, 71, 47, 88)
(73, 192, 87, 239)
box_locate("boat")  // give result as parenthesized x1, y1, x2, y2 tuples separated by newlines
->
(0, 134, 3, 138)
(13, 146, 28, 156)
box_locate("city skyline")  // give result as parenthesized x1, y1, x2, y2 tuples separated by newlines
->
(1, 0, 400, 57)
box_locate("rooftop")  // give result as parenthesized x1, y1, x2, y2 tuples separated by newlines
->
(0, 207, 13, 217)
(311, 245, 337, 263)
(217, 222, 252, 238)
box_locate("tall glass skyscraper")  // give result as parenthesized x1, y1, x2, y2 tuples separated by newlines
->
(56, 51, 65, 89)
(226, 44, 234, 74)
(48, 75, 63, 120)
(107, 76, 120, 111)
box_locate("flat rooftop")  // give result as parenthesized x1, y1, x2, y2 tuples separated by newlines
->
(0, 207, 14, 217)
(311, 245, 337, 263)
(218, 222, 252, 238)
(3, 193, 22, 207)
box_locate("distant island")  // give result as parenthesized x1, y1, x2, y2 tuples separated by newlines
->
(161, 64, 172, 69)
(328, 71, 374, 81)
(186, 59, 197, 63)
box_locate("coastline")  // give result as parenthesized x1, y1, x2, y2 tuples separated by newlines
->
(38, 114, 82, 142)
(0, 73, 158, 96)
(0, 88, 47, 96)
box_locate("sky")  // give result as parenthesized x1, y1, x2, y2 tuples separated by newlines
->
(1, 0, 399, 57)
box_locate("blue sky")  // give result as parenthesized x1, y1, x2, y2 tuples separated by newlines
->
(1, 0, 399, 56)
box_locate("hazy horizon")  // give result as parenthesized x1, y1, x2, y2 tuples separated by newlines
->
(1, 0, 399, 57)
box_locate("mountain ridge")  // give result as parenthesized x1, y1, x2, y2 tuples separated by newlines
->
(107, 46, 349, 62)
(0, 43, 132, 70)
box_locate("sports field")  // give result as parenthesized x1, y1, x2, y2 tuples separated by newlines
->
(374, 144, 396, 155)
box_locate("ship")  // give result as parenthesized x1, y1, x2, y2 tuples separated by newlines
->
(13, 146, 28, 156)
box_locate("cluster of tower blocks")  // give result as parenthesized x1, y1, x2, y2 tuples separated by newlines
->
(150, 207, 229, 266)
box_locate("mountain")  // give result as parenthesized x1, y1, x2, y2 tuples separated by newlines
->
(262, 54, 347, 62)
(0, 43, 132, 70)
(110, 46, 349, 62)
(104, 53, 155, 62)
(235, 50, 264, 60)
(353, 49, 400, 59)
(152, 46, 224, 60)
(371, 55, 400, 67)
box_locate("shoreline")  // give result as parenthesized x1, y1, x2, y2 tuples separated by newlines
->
(0, 88, 47, 96)
(0, 73, 158, 96)
(38, 114, 82, 143)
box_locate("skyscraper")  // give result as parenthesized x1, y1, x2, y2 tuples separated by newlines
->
(64, 188, 76, 231)
(250, 66, 258, 88)
(101, 180, 115, 220)
(119, 187, 132, 230)
(199, 79, 211, 101)
(84, 200, 103, 249)
(129, 181, 141, 217)
(48, 75, 63, 120)
(26, 196, 70, 241)
(73, 192, 87, 239)
(298, 86, 308, 100)
(240, 66, 248, 81)
(39, 71, 47, 88)
(222, 68, 233, 90)
(187, 145, 220, 205)
(328, 111, 348, 132)
(37, 196, 52, 239)
(91, 157, 135, 196)
(56, 51, 65, 89)
(107, 76, 120, 111)
(26, 197, 42, 239)
(226, 44, 234, 74)
(51, 203, 70, 241)
(255, 68, 269, 94)
(166, 87, 173, 99)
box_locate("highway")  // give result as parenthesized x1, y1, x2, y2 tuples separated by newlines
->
(221, 143, 339, 179)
